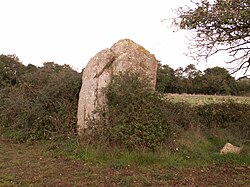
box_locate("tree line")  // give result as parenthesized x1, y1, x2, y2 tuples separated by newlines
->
(157, 63, 250, 96)
(1, 54, 250, 97)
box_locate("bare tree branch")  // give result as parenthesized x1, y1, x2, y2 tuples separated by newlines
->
(174, 0, 250, 76)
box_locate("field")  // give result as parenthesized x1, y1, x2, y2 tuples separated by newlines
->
(164, 93, 250, 105)
(1, 94, 250, 186)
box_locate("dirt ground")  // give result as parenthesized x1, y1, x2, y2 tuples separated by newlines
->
(0, 139, 250, 187)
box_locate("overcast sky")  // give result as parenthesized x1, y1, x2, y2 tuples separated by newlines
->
(0, 0, 228, 73)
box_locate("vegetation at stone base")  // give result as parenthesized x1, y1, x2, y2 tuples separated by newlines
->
(156, 63, 250, 96)
(85, 72, 172, 152)
(43, 94, 250, 166)
(0, 55, 81, 141)
(82, 71, 250, 153)
(46, 131, 250, 169)
(174, 0, 250, 74)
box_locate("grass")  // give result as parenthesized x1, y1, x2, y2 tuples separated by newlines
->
(1, 128, 250, 186)
(45, 129, 250, 169)
(164, 93, 250, 105)
(31, 130, 249, 185)
(2, 123, 249, 170)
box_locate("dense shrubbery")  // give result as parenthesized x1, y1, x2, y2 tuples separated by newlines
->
(86, 72, 172, 151)
(84, 70, 250, 150)
(0, 58, 81, 141)
(1, 54, 249, 149)
(196, 102, 250, 138)
(165, 102, 198, 130)
(165, 101, 250, 139)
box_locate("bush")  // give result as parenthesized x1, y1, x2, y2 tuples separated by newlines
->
(87, 72, 172, 152)
(195, 101, 250, 138)
(164, 102, 197, 130)
(0, 63, 82, 141)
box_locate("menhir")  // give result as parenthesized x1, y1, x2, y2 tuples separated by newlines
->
(77, 39, 158, 134)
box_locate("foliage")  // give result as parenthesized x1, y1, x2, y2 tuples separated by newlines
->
(174, 0, 250, 74)
(0, 61, 81, 141)
(0, 54, 26, 87)
(156, 64, 176, 93)
(237, 76, 250, 96)
(165, 102, 197, 130)
(182, 64, 203, 94)
(86, 72, 171, 151)
(1, 53, 249, 157)
(200, 67, 239, 95)
(156, 63, 242, 95)
(196, 101, 250, 139)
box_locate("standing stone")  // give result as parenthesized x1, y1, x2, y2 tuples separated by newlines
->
(77, 39, 158, 134)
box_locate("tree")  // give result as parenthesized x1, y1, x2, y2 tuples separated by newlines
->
(200, 67, 239, 95)
(183, 64, 202, 94)
(156, 64, 176, 93)
(173, 67, 187, 93)
(0, 54, 26, 87)
(237, 76, 250, 96)
(174, 0, 250, 75)
(183, 64, 201, 79)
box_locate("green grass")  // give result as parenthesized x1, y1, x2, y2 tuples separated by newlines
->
(0, 128, 31, 143)
(1, 126, 250, 186)
(164, 93, 250, 105)
(45, 130, 250, 169)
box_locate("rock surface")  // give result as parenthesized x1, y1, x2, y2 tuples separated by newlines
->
(77, 39, 158, 133)
(220, 143, 243, 154)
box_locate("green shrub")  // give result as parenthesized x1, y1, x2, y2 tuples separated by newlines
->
(164, 102, 197, 129)
(195, 101, 250, 138)
(87, 72, 172, 152)
(0, 63, 82, 141)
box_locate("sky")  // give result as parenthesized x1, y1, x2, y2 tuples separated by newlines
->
(0, 0, 229, 74)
